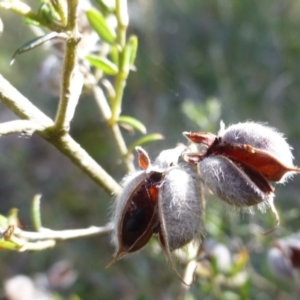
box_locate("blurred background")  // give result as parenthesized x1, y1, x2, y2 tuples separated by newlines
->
(1, 0, 300, 299)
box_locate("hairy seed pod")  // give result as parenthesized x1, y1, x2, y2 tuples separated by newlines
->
(199, 155, 273, 207)
(158, 165, 204, 252)
(183, 121, 300, 233)
(219, 122, 295, 182)
(108, 145, 204, 274)
(109, 170, 161, 262)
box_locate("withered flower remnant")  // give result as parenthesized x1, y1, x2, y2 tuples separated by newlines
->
(108, 145, 204, 271)
(183, 122, 300, 233)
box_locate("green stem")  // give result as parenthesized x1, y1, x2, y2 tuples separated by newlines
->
(66, 0, 78, 29)
(92, 84, 135, 173)
(110, 72, 126, 123)
(54, 0, 80, 133)
(110, 0, 129, 123)
(14, 224, 111, 241)
(115, 0, 129, 47)
(53, 0, 68, 27)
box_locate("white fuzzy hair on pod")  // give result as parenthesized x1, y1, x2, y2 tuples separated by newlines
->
(219, 122, 295, 182)
(158, 165, 204, 252)
(109, 145, 204, 268)
(199, 155, 273, 208)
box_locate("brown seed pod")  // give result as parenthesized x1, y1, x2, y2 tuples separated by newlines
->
(158, 165, 204, 252)
(108, 145, 204, 282)
(199, 155, 273, 207)
(183, 121, 300, 234)
(219, 122, 298, 183)
(107, 170, 162, 267)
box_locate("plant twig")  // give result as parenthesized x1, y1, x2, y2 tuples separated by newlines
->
(110, 0, 129, 123)
(0, 74, 54, 127)
(3, 223, 112, 251)
(44, 132, 122, 195)
(14, 223, 112, 241)
(0, 120, 41, 137)
(0, 74, 121, 195)
(54, 0, 81, 133)
(92, 84, 135, 174)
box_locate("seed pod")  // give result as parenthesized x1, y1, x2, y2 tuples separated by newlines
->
(199, 155, 273, 207)
(108, 170, 162, 267)
(219, 122, 295, 182)
(183, 121, 300, 234)
(158, 165, 204, 252)
(108, 145, 204, 277)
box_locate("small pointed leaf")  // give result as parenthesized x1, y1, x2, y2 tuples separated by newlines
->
(120, 38, 133, 74)
(110, 45, 119, 66)
(86, 54, 118, 75)
(86, 9, 116, 45)
(118, 116, 147, 134)
(128, 134, 164, 154)
(24, 17, 40, 26)
(11, 32, 59, 65)
(31, 194, 42, 231)
(38, 2, 60, 23)
(128, 35, 138, 68)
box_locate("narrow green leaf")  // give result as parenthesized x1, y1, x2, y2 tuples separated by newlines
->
(10, 31, 59, 65)
(120, 35, 138, 74)
(49, 0, 68, 26)
(128, 35, 138, 67)
(86, 9, 116, 45)
(118, 116, 147, 134)
(120, 39, 132, 75)
(24, 17, 41, 26)
(31, 194, 42, 231)
(38, 2, 60, 24)
(128, 133, 164, 154)
(86, 54, 118, 75)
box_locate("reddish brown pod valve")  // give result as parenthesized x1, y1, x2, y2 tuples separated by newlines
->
(108, 145, 204, 280)
(183, 121, 300, 234)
